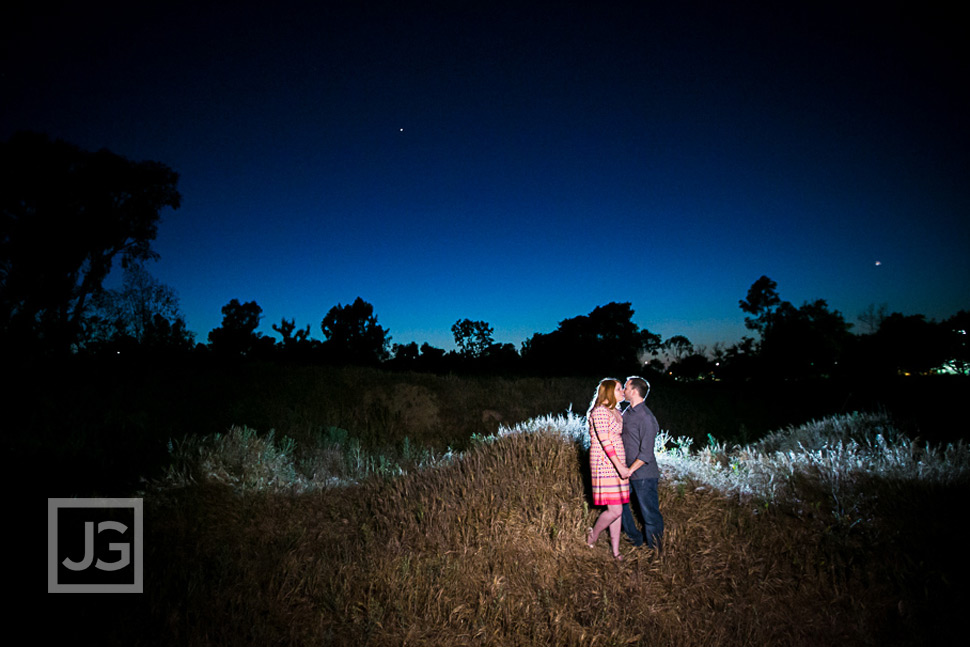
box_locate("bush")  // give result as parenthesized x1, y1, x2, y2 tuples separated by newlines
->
(120, 409, 969, 646)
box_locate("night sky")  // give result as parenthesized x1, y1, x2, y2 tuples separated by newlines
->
(4, 1, 968, 352)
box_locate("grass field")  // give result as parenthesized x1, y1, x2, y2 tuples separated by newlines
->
(42, 372, 970, 645)
(22, 358, 965, 496)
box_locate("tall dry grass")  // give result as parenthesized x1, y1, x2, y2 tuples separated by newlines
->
(46, 409, 968, 646)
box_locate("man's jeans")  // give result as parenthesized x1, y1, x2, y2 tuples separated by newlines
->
(622, 477, 664, 548)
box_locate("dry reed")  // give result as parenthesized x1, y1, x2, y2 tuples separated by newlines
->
(62, 409, 967, 646)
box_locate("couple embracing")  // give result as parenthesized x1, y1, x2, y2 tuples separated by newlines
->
(586, 376, 664, 560)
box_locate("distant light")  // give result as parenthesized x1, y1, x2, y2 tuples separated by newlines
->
(875, 261, 881, 266)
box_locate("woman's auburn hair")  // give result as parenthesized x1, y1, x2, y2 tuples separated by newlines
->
(587, 378, 620, 416)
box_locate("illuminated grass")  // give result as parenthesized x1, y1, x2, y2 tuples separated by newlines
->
(137, 410, 968, 645)
(159, 410, 970, 526)
(159, 425, 459, 491)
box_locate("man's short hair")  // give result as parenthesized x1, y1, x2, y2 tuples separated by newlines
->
(626, 376, 650, 399)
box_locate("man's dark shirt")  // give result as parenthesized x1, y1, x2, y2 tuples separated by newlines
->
(622, 401, 660, 479)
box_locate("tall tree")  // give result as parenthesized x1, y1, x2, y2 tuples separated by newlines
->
(320, 297, 390, 364)
(391, 341, 420, 363)
(272, 317, 311, 346)
(522, 302, 658, 375)
(739, 276, 851, 378)
(763, 299, 851, 378)
(873, 313, 947, 376)
(452, 318, 494, 359)
(418, 342, 447, 371)
(738, 277, 853, 378)
(661, 335, 694, 364)
(739, 275, 781, 337)
(0, 132, 180, 354)
(84, 262, 193, 352)
(208, 299, 267, 356)
(857, 303, 888, 335)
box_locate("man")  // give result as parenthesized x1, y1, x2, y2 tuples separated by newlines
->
(620, 376, 664, 549)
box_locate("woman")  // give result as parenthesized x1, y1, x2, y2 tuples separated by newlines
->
(586, 378, 631, 560)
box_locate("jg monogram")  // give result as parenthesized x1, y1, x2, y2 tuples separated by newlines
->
(48, 498, 144, 593)
(61, 520, 131, 572)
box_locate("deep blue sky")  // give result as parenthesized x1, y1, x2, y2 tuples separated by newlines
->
(4, 1, 968, 351)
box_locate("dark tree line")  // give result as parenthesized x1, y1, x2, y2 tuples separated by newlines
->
(205, 297, 391, 366)
(2, 133, 965, 379)
(730, 275, 968, 380)
(1, 132, 181, 357)
(85, 262, 195, 354)
(134, 278, 968, 380)
(519, 302, 660, 376)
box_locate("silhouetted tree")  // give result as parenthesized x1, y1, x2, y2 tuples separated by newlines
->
(452, 318, 494, 359)
(84, 262, 193, 353)
(272, 318, 310, 344)
(271, 317, 313, 358)
(661, 336, 717, 380)
(739, 275, 782, 337)
(389, 341, 419, 364)
(142, 314, 195, 353)
(320, 297, 390, 365)
(857, 303, 889, 335)
(478, 341, 520, 373)
(662, 335, 694, 364)
(872, 313, 947, 376)
(208, 299, 269, 356)
(738, 277, 852, 378)
(668, 352, 716, 381)
(522, 302, 658, 375)
(0, 132, 180, 355)
(416, 342, 447, 372)
(761, 299, 852, 378)
(716, 336, 758, 380)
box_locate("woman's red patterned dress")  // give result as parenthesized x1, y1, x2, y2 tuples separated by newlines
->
(588, 405, 629, 505)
